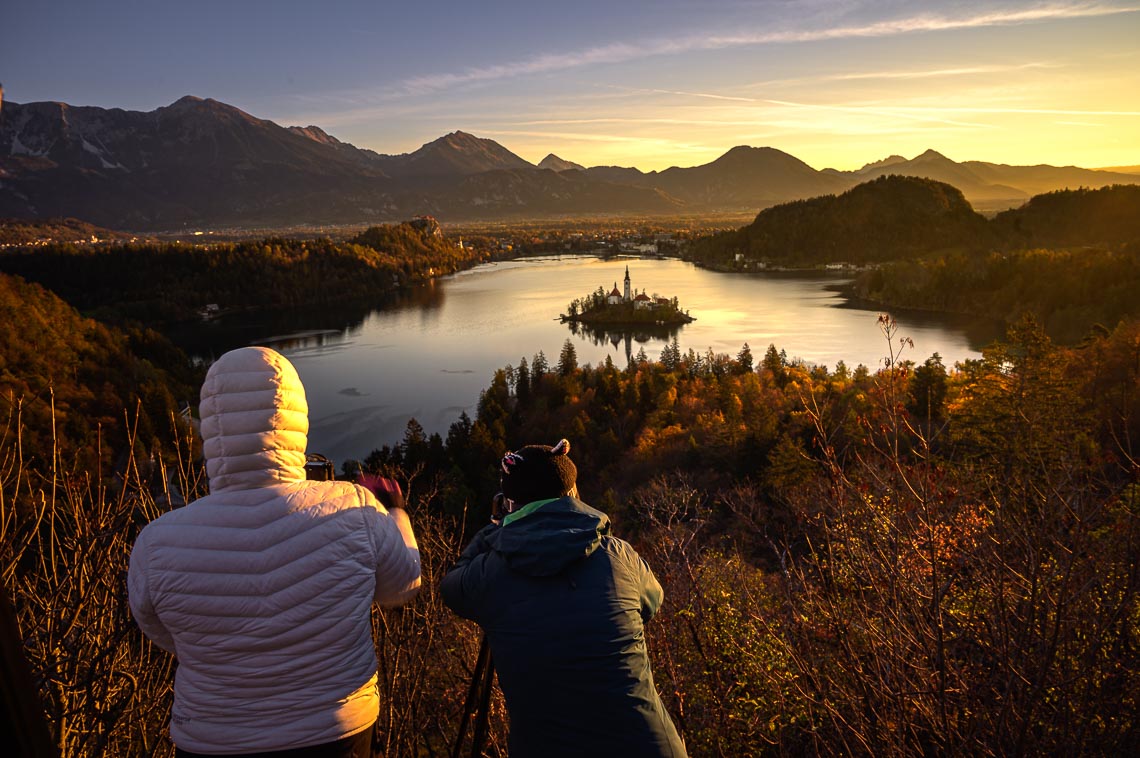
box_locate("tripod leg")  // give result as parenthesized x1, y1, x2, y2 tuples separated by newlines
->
(452, 636, 491, 758)
(470, 648, 495, 758)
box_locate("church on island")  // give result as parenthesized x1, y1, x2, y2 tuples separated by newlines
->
(605, 266, 674, 309)
(563, 266, 694, 325)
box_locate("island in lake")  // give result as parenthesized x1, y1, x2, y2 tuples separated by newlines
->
(561, 265, 695, 326)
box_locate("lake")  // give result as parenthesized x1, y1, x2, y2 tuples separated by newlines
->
(179, 255, 998, 465)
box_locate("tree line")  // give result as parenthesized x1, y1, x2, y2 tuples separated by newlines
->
(687, 179, 1140, 271)
(313, 314, 1140, 754)
(5, 304, 1139, 753)
(3, 207, 1139, 753)
(0, 272, 195, 472)
(850, 242, 1140, 343)
(0, 220, 488, 326)
(686, 180, 1140, 343)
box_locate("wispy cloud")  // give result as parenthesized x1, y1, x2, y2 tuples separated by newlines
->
(759, 98, 997, 129)
(824, 62, 1062, 81)
(890, 106, 1140, 116)
(400, 3, 1137, 93)
(511, 116, 771, 127)
(649, 89, 758, 102)
(566, 89, 999, 130)
(479, 127, 713, 150)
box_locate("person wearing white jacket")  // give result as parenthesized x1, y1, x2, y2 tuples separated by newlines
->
(128, 346, 421, 757)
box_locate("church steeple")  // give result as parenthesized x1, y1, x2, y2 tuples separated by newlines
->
(624, 265, 631, 302)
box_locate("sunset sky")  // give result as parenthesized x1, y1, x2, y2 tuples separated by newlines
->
(5, 0, 1139, 171)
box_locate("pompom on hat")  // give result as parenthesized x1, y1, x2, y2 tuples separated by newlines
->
(500, 439, 578, 506)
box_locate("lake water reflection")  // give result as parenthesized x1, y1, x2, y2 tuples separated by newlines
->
(187, 255, 996, 465)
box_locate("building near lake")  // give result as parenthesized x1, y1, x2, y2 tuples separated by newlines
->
(563, 265, 692, 326)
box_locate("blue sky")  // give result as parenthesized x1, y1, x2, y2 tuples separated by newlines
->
(4, 0, 1139, 170)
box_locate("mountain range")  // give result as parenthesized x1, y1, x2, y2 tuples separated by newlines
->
(1, 95, 1137, 231)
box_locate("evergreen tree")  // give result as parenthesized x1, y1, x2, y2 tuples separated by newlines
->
(762, 343, 787, 386)
(515, 357, 531, 403)
(661, 337, 681, 371)
(907, 353, 948, 422)
(401, 418, 430, 467)
(736, 342, 754, 374)
(446, 411, 473, 454)
(532, 350, 549, 377)
(557, 339, 579, 376)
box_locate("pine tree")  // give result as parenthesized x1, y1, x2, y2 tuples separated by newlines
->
(661, 337, 681, 371)
(907, 353, 947, 422)
(515, 357, 531, 403)
(532, 350, 548, 377)
(557, 338, 579, 376)
(736, 342, 754, 374)
(401, 418, 429, 467)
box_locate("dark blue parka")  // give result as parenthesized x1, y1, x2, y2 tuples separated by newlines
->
(440, 497, 687, 758)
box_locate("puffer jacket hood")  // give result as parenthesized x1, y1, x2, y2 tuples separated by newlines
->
(129, 345, 423, 753)
(199, 346, 308, 493)
(487, 497, 609, 576)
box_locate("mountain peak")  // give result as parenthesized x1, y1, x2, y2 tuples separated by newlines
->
(288, 125, 342, 146)
(858, 154, 908, 173)
(395, 131, 533, 176)
(436, 130, 481, 145)
(719, 145, 797, 160)
(159, 95, 263, 128)
(538, 153, 585, 172)
(915, 148, 950, 162)
(709, 145, 811, 171)
(168, 95, 206, 108)
(723, 145, 772, 157)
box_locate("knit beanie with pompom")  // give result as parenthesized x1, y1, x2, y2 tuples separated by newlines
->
(499, 439, 577, 506)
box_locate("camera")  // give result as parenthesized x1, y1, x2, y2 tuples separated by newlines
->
(304, 453, 335, 481)
(491, 492, 514, 523)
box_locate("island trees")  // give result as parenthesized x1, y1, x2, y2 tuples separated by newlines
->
(561, 279, 693, 327)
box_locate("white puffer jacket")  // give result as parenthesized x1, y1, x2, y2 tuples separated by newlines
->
(128, 347, 420, 754)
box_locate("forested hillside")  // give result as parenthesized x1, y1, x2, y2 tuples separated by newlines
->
(992, 184, 1140, 247)
(686, 175, 995, 268)
(0, 272, 194, 470)
(4, 288, 1139, 753)
(0, 217, 130, 245)
(687, 179, 1140, 270)
(353, 318, 1140, 754)
(0, 219, 480, 325)
(688, 181, 1140, 342)
(851, 243, 1140, 344)
(845, 185, 1140, 342)
(3, 202, 1139, 754)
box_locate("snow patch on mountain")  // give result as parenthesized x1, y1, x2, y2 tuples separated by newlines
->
(11, 135, 48, 158)
(82, 138, 125, 170)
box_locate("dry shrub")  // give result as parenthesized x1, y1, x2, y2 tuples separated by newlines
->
(1, 403, 188, 756)
(1, 404, 505, 757)
(761, 318, 1140, 756)
(371, 505, 509, 757)
(629, 474, 807, 757)
(622, 319, 1140, 756)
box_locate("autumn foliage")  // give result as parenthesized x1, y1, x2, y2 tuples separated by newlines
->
(4, 312, 1139, 755)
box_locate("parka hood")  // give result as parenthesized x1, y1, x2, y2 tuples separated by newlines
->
(198, 346, 308, 493)
(487, 496, 610, 576)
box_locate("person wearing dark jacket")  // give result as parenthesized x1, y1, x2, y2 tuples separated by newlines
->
(440, 439, 686, 758)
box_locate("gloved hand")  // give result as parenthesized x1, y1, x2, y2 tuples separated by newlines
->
(357, 473, 406, 510)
